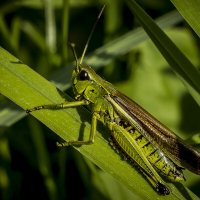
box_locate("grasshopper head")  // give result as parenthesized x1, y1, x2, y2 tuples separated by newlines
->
(70, 43, 92, 99)
(71, 63, 91, 99)
(71, 63, 106, 101)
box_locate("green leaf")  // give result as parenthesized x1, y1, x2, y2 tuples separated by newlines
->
(0, 46, 199, 199)
(170, 0, 200, 37)
(125, 0, 200, 106)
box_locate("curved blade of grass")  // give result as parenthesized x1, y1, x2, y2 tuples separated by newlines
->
(125, 0, 200, 106)
(170, 0, 200, 37)
(0, 47, 199, 199)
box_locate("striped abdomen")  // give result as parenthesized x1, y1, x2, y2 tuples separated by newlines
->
(110, 121, 185, 182)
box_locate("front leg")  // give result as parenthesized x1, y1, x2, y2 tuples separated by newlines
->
(26, 99, 98, 147)
(26, 100, 89, 113)
(57, 111, 98, 147)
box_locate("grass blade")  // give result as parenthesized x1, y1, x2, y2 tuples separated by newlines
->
(170, 0, 200, 37)
(125, 0, 200, 106)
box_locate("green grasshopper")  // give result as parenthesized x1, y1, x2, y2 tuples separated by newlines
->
(26, 5, 200, 195)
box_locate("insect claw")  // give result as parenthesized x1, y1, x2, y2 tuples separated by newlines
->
(156, 183, 170, 195)
(26, 110, 30, 114)
(56, 141, 69, 147)
(26, 109, 32, 114)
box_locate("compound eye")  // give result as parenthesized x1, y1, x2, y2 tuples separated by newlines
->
(79, 70, 90, 80)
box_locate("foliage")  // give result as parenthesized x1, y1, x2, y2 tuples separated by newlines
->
(0, 0, 200, 199)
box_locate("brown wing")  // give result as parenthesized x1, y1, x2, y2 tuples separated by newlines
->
(109, 90, 200, 175)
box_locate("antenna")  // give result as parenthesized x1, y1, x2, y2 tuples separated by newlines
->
(79, 4, 106, 65)
(69, 42, 79, 71)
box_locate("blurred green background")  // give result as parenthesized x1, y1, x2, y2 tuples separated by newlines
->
(0, 0, 200, 199)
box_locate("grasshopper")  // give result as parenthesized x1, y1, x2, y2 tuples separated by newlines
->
(26, 5, 200, 195)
